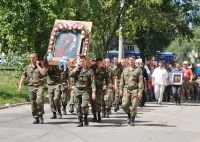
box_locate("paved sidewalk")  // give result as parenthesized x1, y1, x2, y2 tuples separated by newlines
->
(0, 102, 200, 142)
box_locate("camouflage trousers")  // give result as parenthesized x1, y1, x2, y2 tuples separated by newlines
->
(48, 84, 61, 112)
(113, 80, 120, 105)
(122, 88, 139, 118)
(28, 85, 44, 118)
(61, 83, 70, 107)
(69, 89, 75, 105)
(102, 88, 113, 109)
(91, 89, 103, 114)
(74, 87, 89, 120)
(181, 81, 194, 102)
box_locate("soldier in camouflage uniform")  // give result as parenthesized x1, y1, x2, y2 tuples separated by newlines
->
(59, 66, 72, 115)
(90, 57, 109, 122)
(46, 65, 63, 119)
(70, 56, 96, 127)
(102, 58, 116, 118)
(69, 67, 75, 113)
(18, 53, 46, 124)
(120, 56, 143, 126)
(111, 57, 123, 112)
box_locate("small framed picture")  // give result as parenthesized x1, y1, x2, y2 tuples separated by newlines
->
(172, 73, 182, 85)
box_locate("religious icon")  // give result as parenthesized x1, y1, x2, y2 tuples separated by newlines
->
(172, 73, 182, 85)
(54, 32, 81, 58)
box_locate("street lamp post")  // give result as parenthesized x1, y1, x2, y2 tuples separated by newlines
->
(118, 0, 124, 62)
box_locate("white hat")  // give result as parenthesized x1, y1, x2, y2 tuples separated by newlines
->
(183, 61, 188, 64)
(135, 58, 143, 63)
(196, 64, 200, 67)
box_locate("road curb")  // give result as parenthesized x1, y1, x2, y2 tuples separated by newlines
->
(0, 102, 30, 110)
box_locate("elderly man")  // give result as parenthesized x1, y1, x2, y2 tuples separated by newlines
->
(182, 61, 193, 103)
(135, 58, 148, 107)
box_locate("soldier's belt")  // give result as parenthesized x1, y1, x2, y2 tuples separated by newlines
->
(76, 86, 87, 90)
(126, 86, 138, 90)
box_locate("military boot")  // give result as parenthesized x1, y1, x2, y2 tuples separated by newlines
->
(101, 109, 105, 118)
(129, 117, 135, 126)
(50, 112, 57, 119)
(91, 114, 97, 122)
(84, 115, 89, 126)
(114, 104, 119, 112)
(57, 108, 62, 119)
(62, 105, 67, 115)
(97, 112, 101, 122)
(127, 113, 131, 124)
(69, 104, 74, 113)
(77, 119, 83, 127)
(38, 115, 44, 124)
(32, 118, 39, 124)
(105, 108, 109, 118)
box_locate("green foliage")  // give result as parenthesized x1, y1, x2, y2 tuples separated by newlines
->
(0, 0, 199, 63)
(0, 71, 29, 106)
(122, 0, 198, 62)
(0, 0, 75, 60)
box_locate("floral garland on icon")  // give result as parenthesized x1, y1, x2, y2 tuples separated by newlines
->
(47, 23, 90, 62)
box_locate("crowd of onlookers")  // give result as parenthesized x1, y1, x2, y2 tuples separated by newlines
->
(116, 58, 200, 105)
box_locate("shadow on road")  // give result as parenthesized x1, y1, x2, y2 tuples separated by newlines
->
(137, 123, 177, 127)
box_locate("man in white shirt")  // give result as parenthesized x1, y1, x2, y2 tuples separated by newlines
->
(152, 61, 168, 104)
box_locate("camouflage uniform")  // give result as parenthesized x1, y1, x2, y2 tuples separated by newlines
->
(70, 67, 96, 120)
(47, 66, 70, 114)
(22, 64, 46, 118)
(69, 67, 75, 113)
(47, 66, 61, 113)
(102, 66, 115, 110)
(69, 77, 75, 105)
(90, 66, 109, 115)
(59, 67, 70, 111)
(111, 64, 123, 110)
(120, 67, 144, 118)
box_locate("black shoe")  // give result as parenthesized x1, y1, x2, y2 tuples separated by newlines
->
(127, 113, 131, 124)
(105, 108, 109, 118)
(101, 109, 105, 118)
(50, 112, 57, 119)
(69, 104, 74, 113)
(91, 114, 97, 122)
(38, 116, 44, 124)
(129, 117, 135, 126)
(77, 119, 83, 127)
(97, 112, 101, 122)
(62, 105, 67, 115)
(156, 100, 158, 104)
(57, 109, 62, 119)
(84, 115, 89, 126)
(114, 104, 119, 112)
(32, 118, 39, 124)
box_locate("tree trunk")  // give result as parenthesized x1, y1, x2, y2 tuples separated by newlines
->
(34, 22, 44, 59)
(137, 40, 146, 64)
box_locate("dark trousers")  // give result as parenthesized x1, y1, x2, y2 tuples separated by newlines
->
(163, 85, 172, 102)
(172, 85, 182, 104)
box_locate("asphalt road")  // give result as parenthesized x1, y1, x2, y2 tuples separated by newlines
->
(1, 102, 200, 142)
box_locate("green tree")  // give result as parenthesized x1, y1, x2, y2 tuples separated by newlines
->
(0, 0, 75, 60)
(122, 0, 198, 62)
